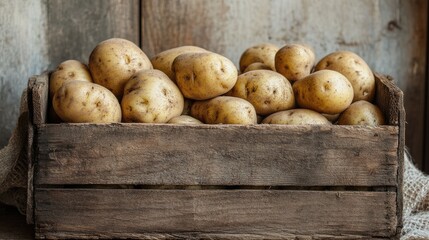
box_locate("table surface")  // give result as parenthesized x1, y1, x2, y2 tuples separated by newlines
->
(0, 204, 33, 239)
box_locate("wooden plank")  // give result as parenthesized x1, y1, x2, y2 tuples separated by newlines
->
(35, 123, 398, 186)
(46, 0, 140, 70)
(141, 0, 426, 169)
(26, 79, 35, 224)
(29, 72, 49, 126)
(0, 0, 49, 148)
(35, 189, 397, 239)
(374, 73, 405, 236)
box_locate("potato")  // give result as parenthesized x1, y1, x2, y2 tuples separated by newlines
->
(226, 70, 295, 116)
(239, 43, 279, 72)
(190, 96, 257, 124)
(262, 109, 331, 125)
(53, 81, 121, 123)
(182, 98, 194, 115)
(293, 70, 353, 114)
(243, 62, 272, 73)
(168, 115, 202, 124)
(88, 38, 152, 98)
(49, 60, 93, 98)
(121, 69, 184, 123)
(173, 52, 238, 100)
(315, 51, 375, 102)
(322, 113, 340, 123)
(150, 46, 208, 81)
(337, 100, 385, 125)
(275, 43, 315, 82)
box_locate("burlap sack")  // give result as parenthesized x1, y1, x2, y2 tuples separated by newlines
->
(1, 90, 429, 238)
(0, 90, 28, 214)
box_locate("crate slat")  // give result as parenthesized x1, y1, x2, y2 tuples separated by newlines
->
(35, 188, 396, 239)
(35, 124, 398, 186)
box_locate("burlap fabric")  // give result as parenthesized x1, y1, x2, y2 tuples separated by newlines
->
(1, 90, 429, 238)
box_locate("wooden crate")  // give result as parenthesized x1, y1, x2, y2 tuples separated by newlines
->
(27, 72, 404, 239)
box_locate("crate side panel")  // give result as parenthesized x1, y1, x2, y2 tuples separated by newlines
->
(35, 189, 397, 239)
(36, 124, 398, 186)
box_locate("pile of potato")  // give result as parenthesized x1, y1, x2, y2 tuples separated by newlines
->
(49, 38, 384, 126)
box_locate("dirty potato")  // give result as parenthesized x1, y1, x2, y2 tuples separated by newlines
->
(315, 51, 375, 102)
(49, 60, 93, 98)
(293, 70, 354, 114)
(262, 109, 331, 125)
(337, 100, 385, 126)
(88, 38, 152, 98)
(168, 115, 202, 124)
(239, 43, 279, 72)
(150, 46, 208, 82)
(190, 96, 257, 124)
(173, 52, 238, 100)
(121, 69, 184, 123)
(53, 81, 121, 123)
(275, 43, 315, 82)
(226, 70, 295, 116)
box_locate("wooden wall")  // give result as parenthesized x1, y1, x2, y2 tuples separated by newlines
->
(0, 0, 427, 170)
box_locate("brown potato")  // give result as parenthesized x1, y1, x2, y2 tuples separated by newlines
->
(239, 43, 279, 72)
(150, 46, 208, 82)
(337, 100, 385, 125)
(190, 96, 257, 124)
(53, 81, 121, 123)
(293, 70, 354, 114)
(226, 70, 295, 116)
(275, 43, 315, 82)
(315, 51, 375, 102)
(322, 113, 340, 123)
(88, 38, 152, 98)
(173, 52, 238, 100)
(262, 109, 331, 125)
(49, 60, 93, 98)
(121, 69, 184, 123)
(243, 62, 272, 73)
(168, 115, 202, 124)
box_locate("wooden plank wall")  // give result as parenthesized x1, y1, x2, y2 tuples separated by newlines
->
(0, 0, 427, 170)
(141, 0, 428, 169)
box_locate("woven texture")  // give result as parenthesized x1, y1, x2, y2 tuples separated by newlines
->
(0, 90, 429, 238)
(402, 149, 429, 239)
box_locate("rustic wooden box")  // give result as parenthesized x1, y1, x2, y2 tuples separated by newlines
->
(27, 72, 404, 239)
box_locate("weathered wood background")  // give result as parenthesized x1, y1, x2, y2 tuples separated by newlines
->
(0, 0, 427, 170)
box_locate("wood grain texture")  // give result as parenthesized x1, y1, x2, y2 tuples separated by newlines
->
(35, 189, 397, 239)
(35, 123, 398, 187)
(374, 73, 405, 234)
(46, 0, 139, 70)
(0, 0, 48, 148)
(141, 0, 426, 169)
(29, 72, 49, 126)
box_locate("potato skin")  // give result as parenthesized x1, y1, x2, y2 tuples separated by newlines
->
(293, 70, 353, 114)
(53, 81, 121, 123)
(226, 70, 295, 116)
(337, 100, 385, 126)
(168, 115, 202, 124)
(262, 109, 331, 125)
(88, 38, 152, 98)
(121, 69, 184, 123)
(315, 51, 375, 102)
(275, 44, 315, 82)
(190, 96, 257, 124)
(173, 52, 238, 100)
(49, 60, 93, 98)
(243, 62, 272, 73)
(150, 46, 207, 82)
(239, 43, 279, 73)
